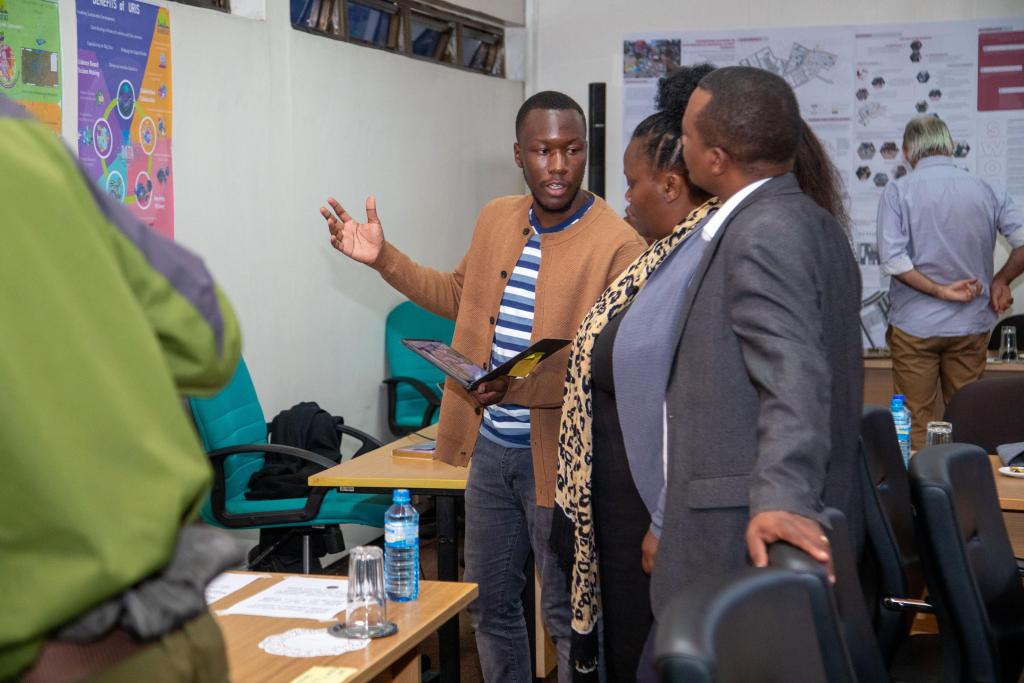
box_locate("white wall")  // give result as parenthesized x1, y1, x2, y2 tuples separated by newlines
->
(54, 0, 522, 553)
(529, 0, 1024, 311)
(60, 0, 524, 436)
(454, 0, 524, 25)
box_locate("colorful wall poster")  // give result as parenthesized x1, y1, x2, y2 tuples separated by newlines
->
(0, 0, 62, 133)
(624, 17, 1024, 351)
(77, 1, 174, 238)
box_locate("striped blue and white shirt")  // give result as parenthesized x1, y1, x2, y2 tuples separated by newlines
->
(480, 195, 595, 449)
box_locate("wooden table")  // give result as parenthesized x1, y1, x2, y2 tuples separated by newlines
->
(992, 455, 1024, 558)
(310, 425, 556, 681)
(212, 572, 477, 683)
(863, 356, 1024, 410)
(310, 425, 469, 683)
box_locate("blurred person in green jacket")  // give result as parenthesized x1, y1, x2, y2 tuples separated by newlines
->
(0, 93, 242, 682)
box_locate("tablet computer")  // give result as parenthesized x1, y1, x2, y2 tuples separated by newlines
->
(401, 338, 570, 391)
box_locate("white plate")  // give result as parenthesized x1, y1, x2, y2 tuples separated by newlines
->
(998, 466, 1024, 478)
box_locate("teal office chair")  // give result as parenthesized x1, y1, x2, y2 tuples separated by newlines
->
(189, 358, 391, 573)
(384, 301, 456, 436)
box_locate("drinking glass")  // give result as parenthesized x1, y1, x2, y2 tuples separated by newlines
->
(1000, 325, 1018, 361)
(926, 421, 953, 447)
(329, 546, 397, 638)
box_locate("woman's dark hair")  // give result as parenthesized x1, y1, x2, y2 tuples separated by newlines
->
(793, 120, 849, 229)
(630, 63, 717, 206)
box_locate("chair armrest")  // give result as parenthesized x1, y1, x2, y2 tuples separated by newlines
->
(383, 376, 442, 435)
(882, 596, 934, 613)
(208, 443, 337, 470)
(334, 422, 384, 458)
(383, 376, 442, 405)
(205, 443, 336, 529)
(1017, 558, 1024, 577)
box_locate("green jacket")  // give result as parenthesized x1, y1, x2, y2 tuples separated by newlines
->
(0, 96, 242, 679)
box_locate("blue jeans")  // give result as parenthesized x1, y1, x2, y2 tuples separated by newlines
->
(464, 436, 573, 683)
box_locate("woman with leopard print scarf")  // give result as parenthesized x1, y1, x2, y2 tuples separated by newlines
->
(550, 63, 719, 683)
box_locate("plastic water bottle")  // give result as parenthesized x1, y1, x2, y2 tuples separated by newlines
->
(891, 394, 912, 468)
(384, 488, 419, 601)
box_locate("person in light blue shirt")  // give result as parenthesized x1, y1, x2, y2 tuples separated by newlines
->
(877, 115, 1024, 447)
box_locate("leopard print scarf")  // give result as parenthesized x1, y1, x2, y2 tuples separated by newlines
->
(553, 198, 719, 677)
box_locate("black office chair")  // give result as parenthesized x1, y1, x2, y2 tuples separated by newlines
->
(943, 376, 1024, 453)
(987, 314, 1024, 351)
(859, 406, 938, 680)
(769, 508, 890, 683)
(654, 542, 857, 682)
(909, 443, 1024, 683)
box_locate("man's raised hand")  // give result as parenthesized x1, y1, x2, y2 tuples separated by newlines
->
(320, 196, 385, 265)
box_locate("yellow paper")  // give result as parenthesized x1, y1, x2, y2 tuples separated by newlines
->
(289, 666, 357, 683)
(508, 352, 544, 378)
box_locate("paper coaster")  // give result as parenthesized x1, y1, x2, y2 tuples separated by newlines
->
(259, 628, 369, 658)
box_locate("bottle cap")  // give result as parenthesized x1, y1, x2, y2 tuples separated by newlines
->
(393, 488, 411, 504)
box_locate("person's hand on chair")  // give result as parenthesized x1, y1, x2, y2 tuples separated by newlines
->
(746, 510, 835, 582)
(321, 196, 385, 266)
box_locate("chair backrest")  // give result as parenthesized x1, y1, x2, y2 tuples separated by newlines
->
(909, 443, 1024, 683)
(987, 314, 1024, 351)
(771, 509, 890, 683)
(655, 557, 856, 683)
(943, 377, 1024, 453)
(384, 301, 455, 413)
(188, 358, 269, 504)
(858, 406, 925, 663)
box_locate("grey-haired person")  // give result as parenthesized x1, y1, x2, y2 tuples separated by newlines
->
(877, 115, 1024, 448)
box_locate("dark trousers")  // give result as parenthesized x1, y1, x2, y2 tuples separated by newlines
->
(463, 436, 573, 683)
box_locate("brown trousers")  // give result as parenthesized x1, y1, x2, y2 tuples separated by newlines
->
(887, 325, 989, 449)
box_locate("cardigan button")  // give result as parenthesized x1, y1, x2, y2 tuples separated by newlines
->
(489, 316, 495, 325)
(522, 228, 530, 235)
(500, 270, 507, 279)
(475, 407, 482, 415)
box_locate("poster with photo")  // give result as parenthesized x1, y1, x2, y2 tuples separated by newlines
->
(0, 0, 61, 133)
(77, 0, 174, 238)
(624, 17, 1024, 350)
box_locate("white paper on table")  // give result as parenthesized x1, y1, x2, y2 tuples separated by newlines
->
(205, 572, 270, 605)
(217, 577, 348, 621)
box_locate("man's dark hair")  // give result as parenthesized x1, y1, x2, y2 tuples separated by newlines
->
(515, 91, 585, 139)
(694, 66, 800, 167)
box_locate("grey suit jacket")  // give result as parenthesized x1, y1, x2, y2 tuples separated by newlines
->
(650, 173, 864, 614)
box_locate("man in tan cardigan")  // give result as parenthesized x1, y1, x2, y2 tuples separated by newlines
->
(322, 91, 645, 682)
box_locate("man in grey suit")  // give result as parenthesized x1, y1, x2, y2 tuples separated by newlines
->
(650, 67, 864, 616)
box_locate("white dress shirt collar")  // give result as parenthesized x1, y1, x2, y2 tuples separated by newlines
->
(701, 176, 774, 241)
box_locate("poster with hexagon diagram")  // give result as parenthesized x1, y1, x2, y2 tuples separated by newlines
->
(624, 17, 1024, 351)
(77, 1, 174, 238)
(0, 0, 62, 134)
